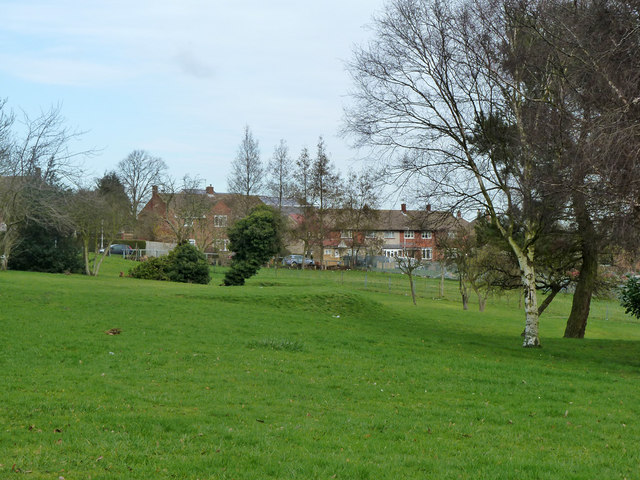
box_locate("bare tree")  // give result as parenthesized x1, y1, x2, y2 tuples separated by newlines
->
(309, 137, 342, 261)
(266, 139, 294, 210)
(337, 169, 381, 266)
(397, 255, 425, 306)
(525, 1, 640, 338)
(344, 0, 567, 347)
(158, 176, 213, 245)
(0, 103, 90, 269)
(289, 147, 315, 258)
(117, 150, 167, 218)
(293, 147, 313, 205)
(228, 125, 263, 200)
(473, 0, 640, 338)
(70, 172, 131, 276)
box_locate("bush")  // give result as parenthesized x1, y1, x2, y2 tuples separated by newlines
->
(129, 243, 210, 285)
(223, 259, 260, 286)
(620, 276, 640, 319)
(166, 243, 211, 284)
(129, 256, 170, 281)
(8, 222, 82, 274)
(223, 205, 284, 286)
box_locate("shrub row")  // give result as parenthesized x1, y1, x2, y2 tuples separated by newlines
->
(129, 243, 210, 284)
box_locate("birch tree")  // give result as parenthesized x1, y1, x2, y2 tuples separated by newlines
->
(511, 0, 640, 338)
(345, 0, 563, 346)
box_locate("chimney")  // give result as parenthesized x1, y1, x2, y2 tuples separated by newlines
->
(206, 185, 214, 195)
(34, 167, 42, 178)
(457, 210, 462, 219)
(426, 204, 431, 212)
(401, 203, 407, 214)
(152, 185, 158, 195)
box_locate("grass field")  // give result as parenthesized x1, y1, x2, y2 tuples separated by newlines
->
(1, 259, 639, 479)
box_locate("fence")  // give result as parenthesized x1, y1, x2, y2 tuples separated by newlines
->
(144, 241, 176, 257)
(339, 256, 458, 279)
(262, 264, 462, 301)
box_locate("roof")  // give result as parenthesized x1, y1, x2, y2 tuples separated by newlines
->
(152, 189, 263, 213)
(373, 209, 467, 231)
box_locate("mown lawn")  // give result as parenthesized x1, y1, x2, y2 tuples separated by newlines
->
(1, 259, 639, 479)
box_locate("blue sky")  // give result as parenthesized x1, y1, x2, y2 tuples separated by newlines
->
(0, 0, 386, 191)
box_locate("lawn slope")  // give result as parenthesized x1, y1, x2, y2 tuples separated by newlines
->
(1, 264, 639, 479)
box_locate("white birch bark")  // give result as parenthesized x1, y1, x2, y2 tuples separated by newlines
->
(508, 235, 541, 347)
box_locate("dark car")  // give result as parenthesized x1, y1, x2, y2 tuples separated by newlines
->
(109, 244, 134, 256)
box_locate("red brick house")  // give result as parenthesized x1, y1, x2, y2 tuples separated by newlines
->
(321, 204, 467, 266)
(137, 185, 261, 254)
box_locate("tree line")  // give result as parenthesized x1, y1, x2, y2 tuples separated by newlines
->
(0, 101, 382, 277)
(0, 101, 168, 276)
(227, 126, 383, 261)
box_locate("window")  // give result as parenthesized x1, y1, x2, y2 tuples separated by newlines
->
(405, 230, 415, 239)
(324, 249, 332, 256)
(422, 248, 433, 260)
(340, 230, 353, 238)
(422, 231, 432, 239)
(384, 231, 395, 239)
(365, 231, 376, 238)
(334, 249, 340, 257)
(214, 215, 227, 227)
(215, 239, 229, 251)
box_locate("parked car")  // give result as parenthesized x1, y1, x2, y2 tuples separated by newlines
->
(108, 244, 134, 256)
(282, 254, 314, 267)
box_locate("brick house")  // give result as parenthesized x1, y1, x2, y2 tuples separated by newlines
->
(137, 188, 466, 267)
(321, 203, 467, 266)
(137, 185, 262, 255)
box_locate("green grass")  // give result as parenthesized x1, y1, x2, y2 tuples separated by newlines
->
(1, 260, 639, 479)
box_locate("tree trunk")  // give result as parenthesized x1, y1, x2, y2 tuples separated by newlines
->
(508, 235, 541, 348)
(521, 262, 541, 347)
(409, 272, 417, 305)
(538, 285, 561, 316)
(460, 276, 469, 310)
(92, 251, 109, 277)
(564, 190, 598, 339)
(440, 263, 445, 297)
(82, 237, 91, 276)
(0, 227, 17, 271)
(478, 294, 486, 312)
(564, 241, 597, 338)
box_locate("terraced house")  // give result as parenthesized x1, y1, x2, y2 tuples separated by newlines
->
(321, 204, 468, 267)
(138, 186, 466, 267)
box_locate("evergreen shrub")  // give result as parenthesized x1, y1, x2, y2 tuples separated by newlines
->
(166, 243, 211, 284)
(129, 243, 210, 284)
(128, 256, 170, 281)
(620, 276, 640, 319)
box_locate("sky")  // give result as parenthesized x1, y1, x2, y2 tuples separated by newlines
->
(0, 0, 389, 194)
